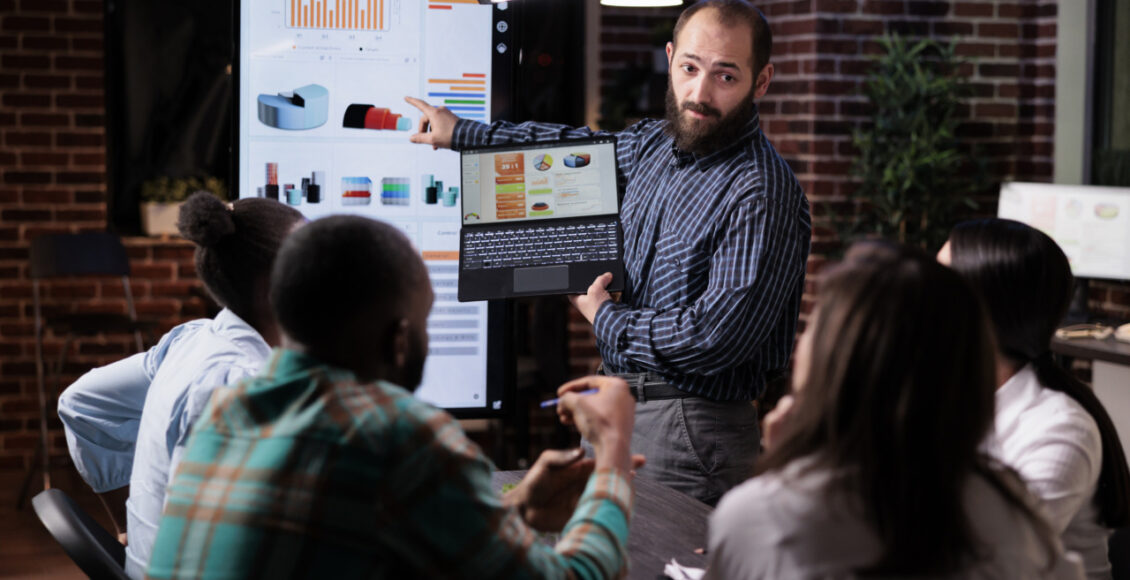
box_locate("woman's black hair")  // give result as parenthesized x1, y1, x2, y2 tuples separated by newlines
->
(949, 217, 1130, 528)
(177, 192, 304, 323)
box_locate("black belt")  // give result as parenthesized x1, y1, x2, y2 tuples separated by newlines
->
(613, 371, 693, 402)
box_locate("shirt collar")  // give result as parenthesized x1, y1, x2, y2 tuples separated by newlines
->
(669, 104, 762, 171)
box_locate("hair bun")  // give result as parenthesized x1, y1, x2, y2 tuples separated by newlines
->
(177, 191, 235, 247)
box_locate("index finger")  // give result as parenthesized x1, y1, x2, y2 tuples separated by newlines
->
(404, 96, 436, 115)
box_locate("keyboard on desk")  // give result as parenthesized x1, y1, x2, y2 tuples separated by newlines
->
(462, 222, 619, 270)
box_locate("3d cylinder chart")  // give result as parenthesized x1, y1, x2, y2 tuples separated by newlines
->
(343, 104, 412, 131)
(257, 84, 329, 130)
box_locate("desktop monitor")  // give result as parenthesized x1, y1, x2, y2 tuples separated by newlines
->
(234, 0, 517, 417)
(998, 182, 1130, 282)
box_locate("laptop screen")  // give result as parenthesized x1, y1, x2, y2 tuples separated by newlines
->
(459, 137, 619, 226)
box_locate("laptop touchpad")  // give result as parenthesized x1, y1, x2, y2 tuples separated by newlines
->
(514, 265, 569, 293)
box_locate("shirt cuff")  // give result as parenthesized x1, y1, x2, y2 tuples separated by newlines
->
(594, 301, 631, 354)
(582, 467, 634, 522)
(451, 118, 490, 151)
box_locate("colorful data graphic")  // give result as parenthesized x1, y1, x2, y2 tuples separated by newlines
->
(427, 73, 487, 121)
(342, 176, 372, 205)
(427, 0, 480, 10)
(421, 174, 460, 207)
(286, 0, 391, 31)
(564, 153, 590, 168)
(493, 152, 526, 220)
(257, 84, 329, 130)
(380, 177, 410, 206)
(533, 154, 553, 171)
(343, 104, 412, 131)
(261, 163, 324, 205)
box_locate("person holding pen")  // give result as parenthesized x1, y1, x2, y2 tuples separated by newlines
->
(146, 215, 641, 579)
(407, 0, 810, 506)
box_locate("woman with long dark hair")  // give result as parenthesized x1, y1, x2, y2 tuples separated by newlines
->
(706, 242, 1082, 578)
(58, 193, 304, 578)
(941, 218, 1130, 579)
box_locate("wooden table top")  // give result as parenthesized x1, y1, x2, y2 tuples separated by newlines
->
(1052, 334, 1130, 366)
(493, 470, 712, 580)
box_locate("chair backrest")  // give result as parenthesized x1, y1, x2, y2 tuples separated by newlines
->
(29, 233, 131, 279)
(31, 488, 129, 580)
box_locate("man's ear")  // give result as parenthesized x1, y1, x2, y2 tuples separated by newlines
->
(389, 318, 410, 370)
(753, 63, 774, 99)
(666, 41, 674, 69)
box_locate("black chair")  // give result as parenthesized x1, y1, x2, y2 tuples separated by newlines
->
(18, 233, 157, 508)
(32, 488, 129, 580)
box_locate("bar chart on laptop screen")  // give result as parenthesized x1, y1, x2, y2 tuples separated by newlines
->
(237, 0, 500, 412)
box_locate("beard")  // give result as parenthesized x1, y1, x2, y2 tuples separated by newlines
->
(664, 81, 757, 156)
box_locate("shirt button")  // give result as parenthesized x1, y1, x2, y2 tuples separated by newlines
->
(617, 333, 629, 352)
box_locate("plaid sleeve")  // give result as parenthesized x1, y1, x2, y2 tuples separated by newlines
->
(378, 404, 633, 579)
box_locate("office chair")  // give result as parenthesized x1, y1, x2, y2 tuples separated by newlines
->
(32, 488, 129, 580)
(18, 233, 157, 508)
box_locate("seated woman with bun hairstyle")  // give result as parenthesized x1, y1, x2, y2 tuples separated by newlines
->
(58, 193, 304, 578)
(940, 218, 1130, 580)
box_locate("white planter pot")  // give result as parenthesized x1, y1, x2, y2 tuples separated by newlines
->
(140, 202, 184, 237)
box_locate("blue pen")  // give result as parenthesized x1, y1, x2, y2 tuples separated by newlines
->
(539, 388, 599, 408)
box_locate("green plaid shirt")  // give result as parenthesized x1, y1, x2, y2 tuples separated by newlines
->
(146, 350, 632, 579)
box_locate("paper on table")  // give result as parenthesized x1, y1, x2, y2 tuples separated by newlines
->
(664, 558, 705, 580)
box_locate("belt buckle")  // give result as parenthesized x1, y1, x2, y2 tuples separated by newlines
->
(636, 374, 646, 404)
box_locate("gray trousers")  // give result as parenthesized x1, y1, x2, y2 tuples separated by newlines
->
(586, 396, 760, 507)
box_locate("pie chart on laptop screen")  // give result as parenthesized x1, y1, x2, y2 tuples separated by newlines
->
(533, 154, 553, 171)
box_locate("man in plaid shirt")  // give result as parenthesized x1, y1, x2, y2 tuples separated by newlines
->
(146, 216, 638, 579)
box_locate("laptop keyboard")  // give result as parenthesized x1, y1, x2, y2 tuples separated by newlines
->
(463, 222, 619, 270)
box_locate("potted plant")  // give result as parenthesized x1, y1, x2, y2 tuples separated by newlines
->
(139, 176, 227, 236)
(833, 34, 987, 251)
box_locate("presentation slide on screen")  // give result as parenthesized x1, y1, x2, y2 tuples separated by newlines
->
(998, 182, 1130, 281)
(461, 142, 620, 225)
(238, 0, 496, 410)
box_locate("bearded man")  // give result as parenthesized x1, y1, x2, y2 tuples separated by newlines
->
(407, 0, 810, 506)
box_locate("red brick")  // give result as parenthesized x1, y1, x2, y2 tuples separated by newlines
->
(72, 152, 104, 165)
(71, 37, 103, 51)
(1, 54, 50, 69)
(814, 0, 858, 13)
(954, 2, 993, 17)
(18, 0, 67, 11)
(2, 16, 50, 32)
(3, 172, 52, 185)
(20, 112, 69, 127)
(74, 113, 104, 127)
(979, 22, 1020, 38)
(54, 55, 102, 70)
(907, 1, 950, 17)
(21, 189, 72, 204)
(74, 0, 101, 14)
(3, 93, 51, 107)
(55, 94, 104, 108)
(56, 208, 105, 221)
(21, 35, 68, 50)
(54, 17, 103, 34)
(19, 152, 68, 166)
(75, 75, 103, 89)
(5, 131, 52, 147)
(55, 132, 104, 147)
(861, 0, 904, 15)
(0, 73, 17, 88)
(56, 171, 104, 184)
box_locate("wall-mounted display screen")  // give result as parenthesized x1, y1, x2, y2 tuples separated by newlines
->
(236, 0, 512, 415)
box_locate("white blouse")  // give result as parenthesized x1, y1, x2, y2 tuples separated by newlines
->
(987, 364, 1110, 579)
(707, 457, 1084, 579)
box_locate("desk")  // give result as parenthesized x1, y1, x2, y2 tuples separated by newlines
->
(1052, 334, 1130, 466)
(492, 471, 712, 579)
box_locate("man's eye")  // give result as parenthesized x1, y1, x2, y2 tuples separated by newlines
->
(720, 74, 735, 83)
(681, 64, 696, 73)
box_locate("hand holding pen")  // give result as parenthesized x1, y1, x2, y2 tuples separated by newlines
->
(553, 376, 635, 474)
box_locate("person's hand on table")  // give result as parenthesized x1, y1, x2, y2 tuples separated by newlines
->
(404, 96, 459, 150)
(555, 375, 635, 473)
(569, 272, 614, 325)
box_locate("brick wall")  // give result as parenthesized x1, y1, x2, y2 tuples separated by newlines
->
(0, 0, 203, 472)
(570, 0, 1130, 374)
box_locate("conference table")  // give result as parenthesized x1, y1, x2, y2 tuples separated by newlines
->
(493, 470, 712, 579)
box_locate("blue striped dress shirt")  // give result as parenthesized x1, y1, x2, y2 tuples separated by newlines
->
(452, 107, 810, 401)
